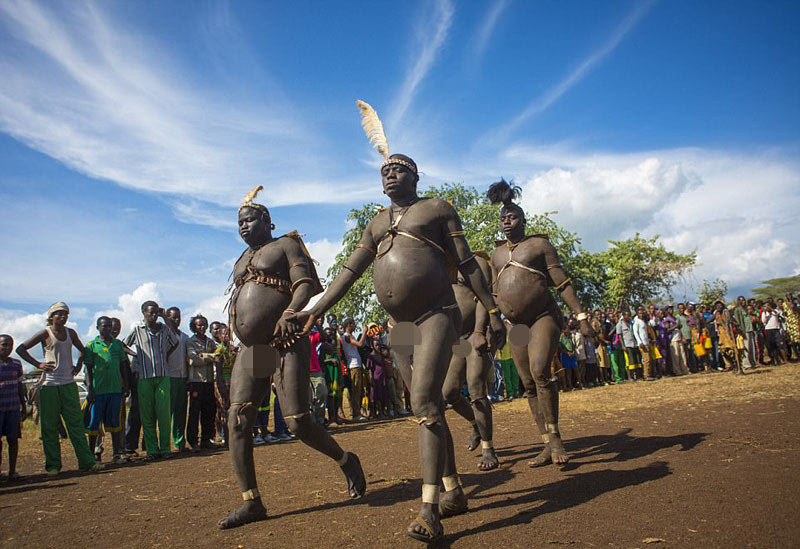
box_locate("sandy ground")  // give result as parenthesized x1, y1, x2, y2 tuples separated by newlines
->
(2, 364, 798, 548)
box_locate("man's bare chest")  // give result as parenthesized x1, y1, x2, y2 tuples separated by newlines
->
(234, 244, 287, 278)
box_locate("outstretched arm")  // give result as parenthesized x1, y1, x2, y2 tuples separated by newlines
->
(294, 226, 378, 331)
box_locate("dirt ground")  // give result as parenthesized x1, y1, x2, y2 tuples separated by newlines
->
(2, 364, 799, 548)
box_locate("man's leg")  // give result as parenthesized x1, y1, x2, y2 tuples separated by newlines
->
(186, 383, 200, 448)
(170, 377, 188, 450)
(219, 344, 271, 528)
(58, 383, 97, 470)
(199, 383, 216, 444)
(309, 372, 327, 425)
(112, 394, 127, 457)
(642, 346, 653, 379)
(154, 376, 172, 455)
(398, 310, 462, 538)
(39, 386, 63, 473)
(137, 377, 158, 457)
(467, 348, 497, 470)
(442, 349, 480, 450)
(349, 368, 363, 420)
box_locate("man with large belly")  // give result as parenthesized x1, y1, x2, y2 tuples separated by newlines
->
(441, 252, 500, 471)
(289, 121, 505, 541)
(217, 187, 366, 529)
(487, 179, 591, 468)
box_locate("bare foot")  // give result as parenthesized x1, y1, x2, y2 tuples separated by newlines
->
(467, 425, 481, 451)
(407, 503, 443, 542)
(439, 486, 468, 517)
(218, 499, 268, 529)
(478, 447, 499, 471)
(527, 444, 552, 467)
(549, 434, 569, 465)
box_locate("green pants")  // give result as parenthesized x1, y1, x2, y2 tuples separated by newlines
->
(138, 376, 172, 456)
(610, 349, 627, 382)
(500, 358, 519, 398)
(169, 377, 188, 450)
(40, 382, 96, 472)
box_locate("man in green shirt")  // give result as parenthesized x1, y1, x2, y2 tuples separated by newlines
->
(84, 316, 128, 464)
(732, 296, 756, 367)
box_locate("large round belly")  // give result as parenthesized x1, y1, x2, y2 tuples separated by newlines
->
(494, 269, 553, 325)
(231, 283, 290, 346)
(373, 246, 454, 321)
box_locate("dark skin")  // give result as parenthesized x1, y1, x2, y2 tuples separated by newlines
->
(16, 310, 85, 375)
(0, 336, 25, 480)
(490, 206, 589, 467)
(441, 254, 498, 470)
(289, 160, 506, 540)
(140, 305, 178, 361)
(218, 206, 362, 529)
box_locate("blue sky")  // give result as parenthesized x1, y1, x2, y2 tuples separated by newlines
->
(1, 0, 799, 348)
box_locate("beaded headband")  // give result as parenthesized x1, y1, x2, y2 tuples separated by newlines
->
(381, 157, 418, 174)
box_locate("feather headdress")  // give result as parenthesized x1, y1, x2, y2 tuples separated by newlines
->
(356, 100, 390, 159)
(355, 100, 418, 174)
(239, 185, 269, 216)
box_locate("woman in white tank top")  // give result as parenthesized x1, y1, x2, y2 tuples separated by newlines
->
(15, 302, 100, 474)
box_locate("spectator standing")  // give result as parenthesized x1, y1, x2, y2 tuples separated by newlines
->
(341, 319, 368, 422)
(213, 324, 235, 445)
(16, 302, 100, 474)
(320, 327, 343, 424)
(123, 301, 178, 460)
(664, 306, 689, 375)
(186, 315, 218, 451)
(495, 338, 519, 399)
(83, 317, 128, 463)
(676, 303, 696, 372)
(165, 307, 190, 453)
(617, 309, 640, 381)
(0, 335, 26, 481)
(761, 302, 784, 365)
(633, 307, 653, 381)
(308, 325, 328, 425)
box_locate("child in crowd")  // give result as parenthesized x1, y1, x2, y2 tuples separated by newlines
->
(0, 335, 26, 480)
(559, 325, 577, 391)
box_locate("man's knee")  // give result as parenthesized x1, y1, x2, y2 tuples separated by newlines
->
(227, 403, 257, 432)
(411, 396, 441, 425)
(442, 384, 462, 405)
(285, 413, 311, 439)
(467, 380, 488, 402)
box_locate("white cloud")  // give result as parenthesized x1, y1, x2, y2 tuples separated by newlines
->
(480, 0, 656, 144)
(387, 0, 454, 130)
(471, 0, 511, 65)
(486, 144, 800, 297)
(0, 0, 368, 218)
(84, 282, 161, 340)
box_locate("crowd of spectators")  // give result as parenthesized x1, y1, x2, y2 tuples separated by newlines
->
(0, 293, 798, 479)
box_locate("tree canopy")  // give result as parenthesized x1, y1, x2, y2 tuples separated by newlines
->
(698, 277, 728, 307)
(750, 274, 800, 301)
(324, 183, 695, 323)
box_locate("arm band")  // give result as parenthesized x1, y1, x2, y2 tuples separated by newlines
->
(447, 230, 465, 237)
(554, 278, 572, 292)
(546, 263, 562, 270)
(356, 243, 376, 255)
(342, 264, 359, 275)
(291, 277, 314, 292)
(289, 262, 307, 269)
(458, 254, 476, 266)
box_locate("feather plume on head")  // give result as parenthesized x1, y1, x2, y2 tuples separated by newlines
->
(355, 100, 418, 174)
(238, 185, 271, 220)
(487, 178, 525, 219)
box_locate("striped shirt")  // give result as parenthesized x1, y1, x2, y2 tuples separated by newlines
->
(124, 322, 178, 379)
(0, 358, 23, 411)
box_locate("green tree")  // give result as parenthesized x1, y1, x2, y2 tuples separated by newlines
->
(698, 277, 728, 307)
(751, 274, 800, 301)
(599, 233, 696, 309)
(326, 182, 606, 323)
